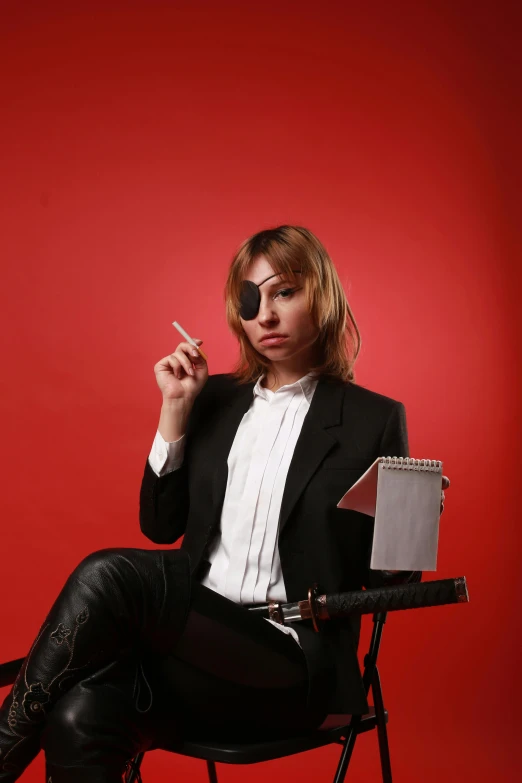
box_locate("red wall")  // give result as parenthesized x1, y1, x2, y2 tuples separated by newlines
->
(1, 1, 520, 780)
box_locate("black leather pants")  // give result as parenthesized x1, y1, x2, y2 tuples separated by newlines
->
(0, 548, 332, 782)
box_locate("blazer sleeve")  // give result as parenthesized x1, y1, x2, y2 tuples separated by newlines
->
(379, 400, 409, 458)
(139, 458, 190, 545)
(364, 400, 422, 588)
(138, 380, 216, 545)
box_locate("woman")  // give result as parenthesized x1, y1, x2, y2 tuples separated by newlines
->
(0, 225, 447, 781)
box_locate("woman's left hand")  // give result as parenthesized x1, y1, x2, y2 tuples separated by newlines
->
(440, 475, 450, 515)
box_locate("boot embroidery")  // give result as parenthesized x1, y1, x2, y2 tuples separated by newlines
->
(23, 622, 50, 690)
(7, 697, 19, 728)
(22, 683, 51, 722)
(1, 733, 28, 767)
(1, 600, 92, 775)
(50, 623, 72, 645)
(2, 606, 90, 744)
(48, 606, 90, 690)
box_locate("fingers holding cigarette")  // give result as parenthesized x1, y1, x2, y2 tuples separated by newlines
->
(189, 338, 207, 363)
(170, 341, 202, 378)
(154, 339, 208, 401)
(153, 321, 209, 403)
(173, 321, 208, 361)
(193, 340, 208, 362)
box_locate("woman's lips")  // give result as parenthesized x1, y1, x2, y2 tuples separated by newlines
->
(259, 335, 288, 346)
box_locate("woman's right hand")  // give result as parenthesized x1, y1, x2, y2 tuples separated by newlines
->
(154, 340, 208, 403)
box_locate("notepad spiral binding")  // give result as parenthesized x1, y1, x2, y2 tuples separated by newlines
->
(379, 457, 442, 471)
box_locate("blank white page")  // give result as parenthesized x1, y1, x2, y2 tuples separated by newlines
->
(371, 463, 442, 570)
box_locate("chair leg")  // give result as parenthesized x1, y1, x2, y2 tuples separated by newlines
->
(124, 752, 145, 783)
(372, 666, 392, 783)
(206, 759, 219, 783)
(332, 716, 361, 783)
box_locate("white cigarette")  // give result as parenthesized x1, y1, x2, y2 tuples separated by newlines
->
(172, 321, 207, 361)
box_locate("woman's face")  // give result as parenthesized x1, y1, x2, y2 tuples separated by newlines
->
(240, 255, 320, 369)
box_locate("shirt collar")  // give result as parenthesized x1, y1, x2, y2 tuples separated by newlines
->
(253, 372, 319, 404)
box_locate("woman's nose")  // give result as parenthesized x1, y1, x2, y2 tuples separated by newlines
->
(257, 298, 278, 324)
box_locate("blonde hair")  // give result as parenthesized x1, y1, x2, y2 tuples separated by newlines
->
(224, 225, 361, 384)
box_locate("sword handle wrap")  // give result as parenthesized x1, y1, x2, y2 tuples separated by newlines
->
(321, 576, 468, 620)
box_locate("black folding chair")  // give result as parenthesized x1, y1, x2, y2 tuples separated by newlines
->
(123, 611, 393, 783)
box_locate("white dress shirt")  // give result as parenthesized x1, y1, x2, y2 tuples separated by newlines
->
(148, 372, 319, 645)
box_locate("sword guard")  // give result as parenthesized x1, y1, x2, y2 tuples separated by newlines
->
(308, 583, 320, 633)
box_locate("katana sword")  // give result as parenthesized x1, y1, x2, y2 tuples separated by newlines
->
(247, 576, 469, 631)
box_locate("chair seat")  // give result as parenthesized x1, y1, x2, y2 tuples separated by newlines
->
(165, 707, 384, 764)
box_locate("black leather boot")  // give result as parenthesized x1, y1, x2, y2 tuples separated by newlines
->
(0, 547, 191, 781)
(41, 655, 159, 782)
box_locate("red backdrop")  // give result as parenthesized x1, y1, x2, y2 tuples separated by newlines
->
(1, 1, 520, 781)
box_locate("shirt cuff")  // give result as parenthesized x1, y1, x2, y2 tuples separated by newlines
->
(148, 430, 186, 477)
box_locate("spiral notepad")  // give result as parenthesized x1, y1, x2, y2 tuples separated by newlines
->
(337, 457, 443, 571)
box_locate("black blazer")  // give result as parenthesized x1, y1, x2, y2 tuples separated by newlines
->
(139, 374, 414, 715)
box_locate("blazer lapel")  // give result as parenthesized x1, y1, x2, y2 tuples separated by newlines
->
(279, 377, 345, 533)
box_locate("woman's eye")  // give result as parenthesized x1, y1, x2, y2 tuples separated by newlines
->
(273, 287, 297, 300)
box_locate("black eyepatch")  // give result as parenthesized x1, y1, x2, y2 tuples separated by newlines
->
(239, 270, 301, 320)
